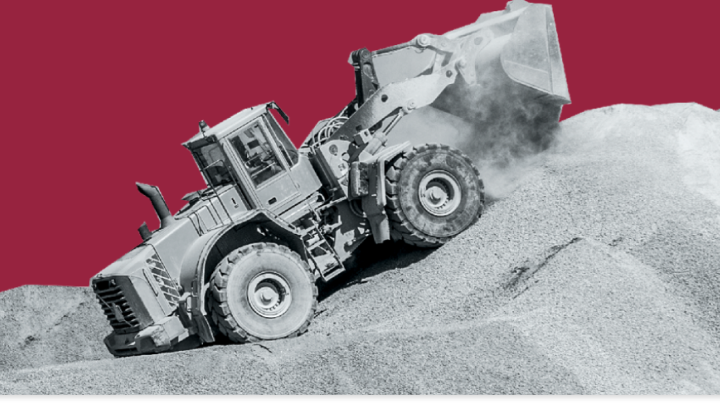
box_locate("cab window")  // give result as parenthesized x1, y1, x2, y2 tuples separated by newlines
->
(230, 121, 284, 187)
(193, 143, 233, 187)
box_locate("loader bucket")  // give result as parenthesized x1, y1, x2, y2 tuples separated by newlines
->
(498, 2, 570, 104)
(371, 0, 570, 122)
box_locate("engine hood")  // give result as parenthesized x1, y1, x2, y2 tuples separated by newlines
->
(96, 216, 199, 284)
(142, 217, 200, 279)
(96, 184, 244, 288)
(175, 185, 249, 235)
(94, 244, 158, 279)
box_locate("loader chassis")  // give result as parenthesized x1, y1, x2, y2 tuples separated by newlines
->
(91, 0, 570, 356)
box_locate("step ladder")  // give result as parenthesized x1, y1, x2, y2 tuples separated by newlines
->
(302, 227, 344, 282)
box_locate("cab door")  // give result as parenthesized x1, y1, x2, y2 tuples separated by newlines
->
(225, 118, 300, 212)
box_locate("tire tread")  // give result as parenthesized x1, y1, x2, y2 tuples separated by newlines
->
(385, 144, 484, 248)
(207, 243, 317, 343)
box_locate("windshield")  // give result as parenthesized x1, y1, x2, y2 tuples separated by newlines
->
(193, 143, 234, 188)
(228, 121, 286, 187)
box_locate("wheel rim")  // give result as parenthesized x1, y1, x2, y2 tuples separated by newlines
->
(247, 272, 292, 318)
(418, 170, 462, 217)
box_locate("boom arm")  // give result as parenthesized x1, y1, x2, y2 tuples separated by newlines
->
(328, 30, 491, 143)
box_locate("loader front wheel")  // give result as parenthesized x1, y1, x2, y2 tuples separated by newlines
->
(208, 243, 317, 343)
(386, 144, 484, 248)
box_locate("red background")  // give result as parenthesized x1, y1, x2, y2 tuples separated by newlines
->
(0, 0, 717, 292)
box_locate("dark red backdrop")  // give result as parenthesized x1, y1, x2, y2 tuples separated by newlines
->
(1, 0, 717, 292)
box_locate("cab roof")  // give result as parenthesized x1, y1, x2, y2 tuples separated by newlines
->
(182, 102, 270, 148)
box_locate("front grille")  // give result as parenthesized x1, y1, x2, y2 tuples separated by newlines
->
(146, 254, 180, 307)
(93, 279, 141, 333)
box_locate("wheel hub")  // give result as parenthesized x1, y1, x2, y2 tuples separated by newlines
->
(418, 170, 462, 217)
(247, 272, 292, 318)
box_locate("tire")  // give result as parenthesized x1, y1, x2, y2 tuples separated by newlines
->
(385, 143, 484, 248)
(208, 242, 317, 343)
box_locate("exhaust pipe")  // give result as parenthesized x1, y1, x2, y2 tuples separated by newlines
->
(136, 182, 174, 229)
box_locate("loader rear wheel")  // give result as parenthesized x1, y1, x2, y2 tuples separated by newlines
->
(385, 144, 484, 248)
(208, 243, 317, 343)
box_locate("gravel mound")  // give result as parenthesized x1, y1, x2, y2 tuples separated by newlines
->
(0, 285, 112, 372)
(1, 103, 718, 394)
(0, 319, 586, 394)
(496, 238, 720, 394)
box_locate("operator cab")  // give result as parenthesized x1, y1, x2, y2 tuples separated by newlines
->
(181, 102, 321, 222)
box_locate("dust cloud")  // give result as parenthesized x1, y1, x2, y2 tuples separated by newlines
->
(389, 59, 564, 201)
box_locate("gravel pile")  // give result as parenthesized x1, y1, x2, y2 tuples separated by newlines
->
(1, 103, 718, 394)
(0, 285, 112, 372)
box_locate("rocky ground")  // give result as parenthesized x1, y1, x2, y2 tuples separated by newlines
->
(0, 285, 112, 373)
(1, 103, 719, 394)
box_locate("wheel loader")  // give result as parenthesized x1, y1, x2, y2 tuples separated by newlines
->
(91, 0, 570, 356)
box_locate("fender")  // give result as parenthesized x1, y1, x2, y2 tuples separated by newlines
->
(177, 226, 226, 343)
(178, 209, 306, 343)
(349, 141, 412, 243)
